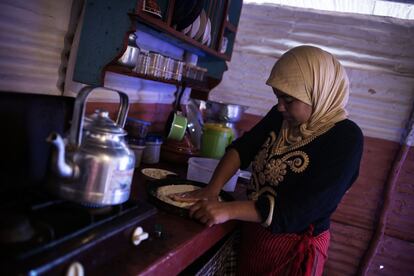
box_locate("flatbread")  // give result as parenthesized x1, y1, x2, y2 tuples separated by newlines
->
(141, 168, 177, 180)
(156, 184, 200, 208)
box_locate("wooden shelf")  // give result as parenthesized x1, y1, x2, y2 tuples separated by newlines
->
(130, 12, 231, 61)
(106, 64, 209, 92)
(225, 22, 237, 33)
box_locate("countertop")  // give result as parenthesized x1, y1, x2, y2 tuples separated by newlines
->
(90, 162, 245, 276)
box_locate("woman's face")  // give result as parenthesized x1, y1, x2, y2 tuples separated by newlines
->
(273, 88, 312, 125)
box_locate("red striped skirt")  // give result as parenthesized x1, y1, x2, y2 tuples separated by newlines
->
(237, 222, 330, 276)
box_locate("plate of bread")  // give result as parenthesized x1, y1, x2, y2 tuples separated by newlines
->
(147, 178, 233, 217)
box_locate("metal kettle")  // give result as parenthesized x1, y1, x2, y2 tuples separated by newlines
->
(47, 86, 135, 206)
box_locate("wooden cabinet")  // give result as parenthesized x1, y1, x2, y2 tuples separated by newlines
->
(73, 0, 242, 99)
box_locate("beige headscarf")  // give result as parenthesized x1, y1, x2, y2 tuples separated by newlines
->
(266, 45, 349, 152)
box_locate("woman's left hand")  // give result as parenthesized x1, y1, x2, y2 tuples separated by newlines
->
(189, 200, 233, 227)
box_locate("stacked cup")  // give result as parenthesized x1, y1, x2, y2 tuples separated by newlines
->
(125, 118, 152, 168)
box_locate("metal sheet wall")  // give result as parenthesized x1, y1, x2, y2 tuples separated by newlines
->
(210, 3, 414, 143)
(211, 4, 414, 275)
(0, 0, 78, 95)
(368, 234, 414, 275)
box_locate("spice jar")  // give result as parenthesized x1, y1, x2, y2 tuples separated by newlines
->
(172, 60, 184, 81)
(135, 51, 149, 75)
(148, 52, 164, 78)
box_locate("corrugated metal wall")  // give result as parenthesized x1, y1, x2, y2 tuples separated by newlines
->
(0, 0, 82, 95)
(211, 3, 414, 143)
(212, 4, 414, 276)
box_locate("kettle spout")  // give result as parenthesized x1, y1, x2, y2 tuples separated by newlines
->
(47, 132, 78, 179)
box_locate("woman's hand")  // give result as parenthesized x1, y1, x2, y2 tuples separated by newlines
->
(169, 187, 220, 203)
(189, 200, 263, 227)
(189, 200, 233, 227)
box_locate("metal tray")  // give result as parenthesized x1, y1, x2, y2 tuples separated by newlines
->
(146, 178, 233, 217)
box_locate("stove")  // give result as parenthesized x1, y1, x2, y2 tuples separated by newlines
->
(0, 188, 156, 275)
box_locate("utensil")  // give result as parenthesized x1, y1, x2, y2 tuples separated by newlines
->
(204, 100, 248, 123)
(165, 85, 187, 141)
(185, 99, 203, 149)
(166, 112, 188, 141)
(47, 86, 135, 206)
(117, 33, 140, 68)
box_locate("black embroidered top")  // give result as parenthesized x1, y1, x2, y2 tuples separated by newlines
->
(229, 105, 363, 235)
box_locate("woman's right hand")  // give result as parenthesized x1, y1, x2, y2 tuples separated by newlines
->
(169, 187, 220, 203)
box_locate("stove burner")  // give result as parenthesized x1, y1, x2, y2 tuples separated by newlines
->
(0, 213, 35, 243)
(0, 212, 54, 264)
(0, 191, 157, 275)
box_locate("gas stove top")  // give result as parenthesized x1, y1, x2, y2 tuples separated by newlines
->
(0, 189, 156, 275)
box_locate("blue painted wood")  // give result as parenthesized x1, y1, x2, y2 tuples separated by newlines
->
(73, 0, 243, 89)
(228, 0, 243, 27)
(73, 0, 137, 86)
(197, 56, 228, 80)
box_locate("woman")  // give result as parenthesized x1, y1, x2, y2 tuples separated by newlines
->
(174, 45, 363, 275)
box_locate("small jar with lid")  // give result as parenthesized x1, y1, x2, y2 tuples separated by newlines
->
(127, 138, 146, 168)
(142, 134, 164, 164)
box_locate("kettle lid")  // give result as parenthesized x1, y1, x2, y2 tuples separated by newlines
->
(85, 109, 126, 135)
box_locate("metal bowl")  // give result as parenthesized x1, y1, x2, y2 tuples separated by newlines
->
(117, 34, 140, 68)
(204, 100, 248, 123)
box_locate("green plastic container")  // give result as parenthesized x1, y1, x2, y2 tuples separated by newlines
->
(200, 123, 234, 159)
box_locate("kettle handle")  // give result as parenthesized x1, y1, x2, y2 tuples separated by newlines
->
(69, 86, 130, 147)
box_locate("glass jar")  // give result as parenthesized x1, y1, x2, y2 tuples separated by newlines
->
(162, 57, 174, 80)
(172, 60, 184, 81)
(148, 52, 164, 78)
(135, 51, 149, 75)
(195, 66, 208, 81)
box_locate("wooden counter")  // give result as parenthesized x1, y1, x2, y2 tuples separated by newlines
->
(90, 162, 243, 276)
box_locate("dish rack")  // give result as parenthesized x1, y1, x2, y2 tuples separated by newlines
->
(189, 230, 240, 276)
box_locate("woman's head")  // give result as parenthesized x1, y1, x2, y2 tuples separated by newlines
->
(273, 88, 312, 125)
(267, 45, 349, 139)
